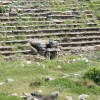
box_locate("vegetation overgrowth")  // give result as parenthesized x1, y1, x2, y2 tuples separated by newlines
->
(0, 6, 6, 13)
(0, 51, 100, 100)
(0, 0, 100, 99)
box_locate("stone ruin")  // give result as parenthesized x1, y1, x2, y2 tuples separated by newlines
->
(29, 39, 61, 60)
(22, 91, 59, 100)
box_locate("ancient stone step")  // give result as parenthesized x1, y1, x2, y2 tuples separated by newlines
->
(60, 40, 100, 47)
(1, 31, 100, 39)
(0, 46, 15, 51)
(63, 45, 100, 51)
(34, 27, 99, 33)
(0, 0, 100, 57)
(0, 40, 28, 45)
(0, 0, 12, 5)
(0, 50, 31, 55)
(0, 17, 18, 21)
(70, 36, 100, 42)
(48, 15, 76, 19)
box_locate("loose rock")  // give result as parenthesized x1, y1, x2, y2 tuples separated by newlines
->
(5, 78, 14, 83)
(57, 65, 62, 69)
(36, 62, 41, 67)
(66, 96, 73, 100)
(45, 77, 54, 82)
(0, 82, 4, 86)
(78, 94, 89, 100)
(9, 93, 18, 96)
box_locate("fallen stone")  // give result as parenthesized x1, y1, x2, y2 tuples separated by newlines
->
(61, 74, 70, 78)
(31, 90, 42, 96)
(40, 91, 59, 100)
(9, 93, 18, 96)
(0, 82, 4, 86)
(45, 77, 54, 82)
(36, 62, 41, 67)
(81, 58, 89, 63)
(5, 78, 14, 83)
(66, 96, 73, 100)
(3, 13, 9, 17)
(25, 61, 31, 65)
(34, 55, 45, 61)
(57, 65, 62, 69)
(74, 73, 80, 78)
(78, 94, 89, 100)
(21, 96, 27, 100)
(21, 93, 31, 100)
(23, 92, 31, 97)
(22, 91, 59, 100)
(10, 8, 17, 13)
(28, 96, 38, 100)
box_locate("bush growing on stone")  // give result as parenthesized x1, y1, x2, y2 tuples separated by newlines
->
(83, 68, 100, 85)
(0, 6, 6, 13)
(62, 36, 70, 42)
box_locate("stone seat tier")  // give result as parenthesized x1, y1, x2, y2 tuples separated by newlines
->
(1, 31, 100, 40)
(0, 17, 18, 21)
(1, 41, 100, 55)
(17, 8, 49, 13)
(0, 0, 100, 57)
(34, 12, 51, 16)
(70, 36, 100, 42)
(48, 15, 77, 19)
(85, 14, 93, 18)
(0, 50, 31, 55)
(63, 45, 100, 50)
(82, 10, 92, 14)
(1, 34, 100, 46)
(34, 27, 99, 33)
(0, 27, 99, 35)
(1, 24, 82, 30)
(0, 0, 12, 5)
(3, 24, 55, 29)
(0, 40, 28, 45)
(1, 23, 97, 31)
(1, 21, 51, 26)
(60, 40, 100, 47)
(0, 46, 15, 51)
(51, 11, 80, 15)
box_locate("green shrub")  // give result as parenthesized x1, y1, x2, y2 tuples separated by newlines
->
(47, 78, 100, 94)
(0, 6, 6, 13)
(62, 36, 70, 42)
(29, 78, 43, 87)
(83, 68, 100, 85)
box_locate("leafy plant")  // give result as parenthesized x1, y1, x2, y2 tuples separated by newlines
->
(62, 35, 70, 42)
(83, 68, 100, 85)
(0, 6, 6, 13)
(29, 77, 43, 87)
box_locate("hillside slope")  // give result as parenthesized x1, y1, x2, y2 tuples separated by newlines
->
(0, 0, 100, 58)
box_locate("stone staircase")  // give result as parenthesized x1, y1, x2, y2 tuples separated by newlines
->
(0, 0, 100, 57)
